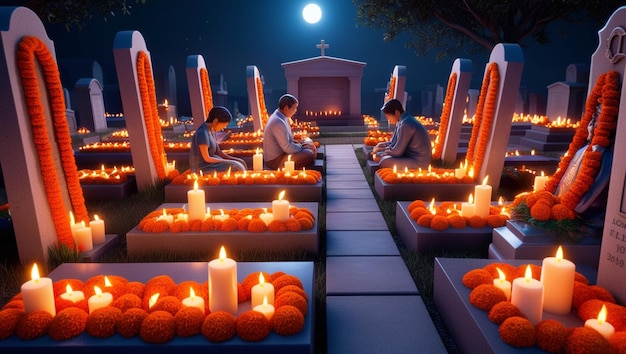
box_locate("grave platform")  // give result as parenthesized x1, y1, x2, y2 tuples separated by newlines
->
(489, 220, 601, 268)
(126, 202, 319, 257)
(502, 155, 560, 173)
(374, 173, 475, 200)
(396, 201, 493, 252)
(74, 151, 190, 169)
(433, 257, 598, 354)
(519, 125, 575, 152)
(164, 181, 322, 203)
(0, 261, 313, 354)
(82, 234, 119, 262)
(81, 176, 137, 200)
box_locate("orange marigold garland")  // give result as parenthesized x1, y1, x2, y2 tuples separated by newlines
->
(256, 77, 269, 128)
(199, 67, 213, 116)
(16, 36, 89, 248)
(386, 75, 396, 101)
(432, 72, 457, 160)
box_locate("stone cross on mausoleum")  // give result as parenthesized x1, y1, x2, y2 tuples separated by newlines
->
(316, 39, 329, 56)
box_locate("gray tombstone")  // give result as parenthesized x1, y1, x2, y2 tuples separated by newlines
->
(63, 87, 77, 133)
(75, 78, 107, 132)
(546, 64, 589, 121)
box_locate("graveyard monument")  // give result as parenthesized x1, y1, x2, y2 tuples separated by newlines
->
(246, 65, 269, 131)
(186, 54, 213, 131)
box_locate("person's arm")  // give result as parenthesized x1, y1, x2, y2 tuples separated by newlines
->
(273, 121, 303, 155)
(385, 124, 413, 157)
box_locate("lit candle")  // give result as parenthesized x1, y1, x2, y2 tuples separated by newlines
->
(88, 286, 113, 313)
(533, 171, 549, 192)
(253, 147, 264, 172)
(208, 246, 238, 314)
(460, 194, 475, 218)
(253, 296, 275, 321)
(492, 267, 511, 301)
(156, 208, 174, 224)
(259, 208, 274, 226)
(89, 214, 106, 245)
(69, 211, 81, 237)
(511, 265, 544, 325)
(584, 304, 615, 339)
(454, 161, 466, 179)
(187, 180, 206, 221)
(474, 176, 492, 219)
(182, 287, 205, 313)
(74, 221, 93, 252)
(148, 293, 160, 309)
(284, 155, 295, 173)
(60, 284, 85, 303)
(272, 190, 290, 222)
(541, 246, 575, 314)
(21, 264, 56, 316)
(213, 209, 230, 222)
(204, 207, 212, 221)
(251, 273, 274, 308)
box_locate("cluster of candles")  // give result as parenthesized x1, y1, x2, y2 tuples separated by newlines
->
(504, 149, 536, 157)
(20, 246, 280, 320)
(303, 110, 342, 117)
(546, 116, 580, 128)
(511, 113, 549, 125)
(104, 112, 124, 118)
(69, 211, 106, 252)
(389, 163, 475, 182)
(457, 176, 493, 218)
(363, 115, 380, 128)
(492, 247, 616, 339)
(78, 141, 130, 152)
(108, 129, 129, 139)
(76, 127, 91, 134)
(77, 165, 135, 183)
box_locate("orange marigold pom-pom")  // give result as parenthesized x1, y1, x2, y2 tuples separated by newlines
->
(608, 331, 626, 354)
(469, 284, 507, 311)
(202, 311, 236, 342)
(201, 218, 214, 232)
(248, 218, 268, 233)
(486, 215, 507, 228)
(139, 310, 176, 344)
(275, 285, 308, 302)
(241, 272, 272, 300)
(430, 215, 449, 231)
(55, 297, 88, 313)
(2, 300, 24, 311)
(468, 215, 486, 228)
(535, 319, 568, 353)
(530, 202, 551, 221)
(15, 310, 52, 339)
(49, 307, 88, 341)
(498, 316, 535, 348)
(488, 301, 524, 324)
(144, 275, 176, 298)
(0, 308, 24, 339)
(447, 214, 466, 228)
(572, 281, 596, 309)
(149, 295, 182, 316)
(86, 307, 123, 338)
(462, 269, 493, 289)
(298, 216, 314, 230)
(221, 218, 239, 232)
(117, 308, 148, 338)
(483, 263, 516, 280)
(272, 305, 305, 336)
(170, 219, 190, 233)
(189, 219, 203, 231)
(564, 327, 610, 354)
(513, 264, 542, 280)
(271, 271, 286, 282)
(125, 281, 145, 298)
(285, 218, 302, 232)
(268, 220, 288, 232)
(590, 285, 616, 303)
(112, 293, 143, 312)
(575, 272, 590, 285)
(238, 283, 247, 303)
(174, 306, 205, 337)
(551, 204, 572, 221)
(417, 214, 433, 228)
(274, 292, 307, 316)
(410, 207, 430, 221)
(238, 217, 251, 231)
(578, 300, 626, 332)
(408, 200, 427, 212)
(272, 274, 303, 292)
(236, 310, 271, 342)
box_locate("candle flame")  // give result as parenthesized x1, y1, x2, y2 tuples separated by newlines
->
(162, 208, 167, 217)
(498, 196, 504, 205)
(259, 273, 265, 285)
(104, 276, 112, 287)
(149, 293, 159, 308)
(189, 287, 196, 299)
(219, 246, 227, 261)
(263, 296, 268, 306)
(468, 194, 473, 204)
(496, 267, 506, 281)
(429, 198, 436, 215)
(556, 246, 564, 261)
(256, 147, 260, 155)
(598, 304, 608, 324)
(94, 214, 100, 221)
(194, 179, 199, 191)
(66, 284, 73, 294)
(94, 286, 103, 296)
(219, 209, 225, 216)
(393, 165, 397, 174)
(31, 263, 40, 281)
(524, 265, 532, 282)
(69, 211, 75, 225)
(278, 190, 285, 201)
(288, 155, 292, 162)
(482, 175, 489, 186)
(541, 170, 545, 177)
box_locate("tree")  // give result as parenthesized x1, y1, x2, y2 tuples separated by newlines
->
(9, 0, 147, 31)
(353, 0, 623, 59)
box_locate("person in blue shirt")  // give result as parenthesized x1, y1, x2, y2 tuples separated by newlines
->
(263, 94, 316, 170)
(189, 106, 247, 174)
(373, 99, 432, 169)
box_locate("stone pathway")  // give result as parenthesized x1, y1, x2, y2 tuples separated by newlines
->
(324, 144, 447, 353)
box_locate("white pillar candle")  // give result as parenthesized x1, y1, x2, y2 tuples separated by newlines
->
(533, 172, 549, 192)
(74, 221, 93, 252)
(272, 190, 290, 222)
(157, 208, 174, 224)
(253, 148, 263, 171)
(21, 264, 56, 316)
(541, 246, 575, 314)
(187, 180, 206, 221)
(251, 273, 274, 308)
(493, 267, 511, 301)
(253, 296, 275, 321)
(454, 168, 466, 179)
(511, 265, 544, 325)
(88, 286, 113, 313)
(182, 287, 205, 313)
(60, 284, 85, 303)
(284, 155, 295, 173)
(208, 246, 238, 314)
(474, 176, 492, 219)
(460, 194, 475, 218)
(259, 209, 273, 226)
(584, 305, 615, 339)
(89, 214, 106, 245)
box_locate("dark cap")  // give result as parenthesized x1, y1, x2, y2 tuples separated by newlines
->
(381, 99, 404, 114)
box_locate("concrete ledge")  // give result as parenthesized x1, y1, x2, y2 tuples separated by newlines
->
(164, 181, 322, 203)
(374, 174, 475, 201)
(366, 160, 379, 175)
(82, 234, 119, 261)
(81, 177, 137, 201)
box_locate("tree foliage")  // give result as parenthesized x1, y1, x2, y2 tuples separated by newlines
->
(353, 0, 624, 59)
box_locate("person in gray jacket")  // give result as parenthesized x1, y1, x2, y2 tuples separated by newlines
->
(373, 99, 432, 169)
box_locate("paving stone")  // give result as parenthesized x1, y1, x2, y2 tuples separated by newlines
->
(326, 188, 375, 199)
(326, 230, 399, 256)
(326, 256, 418, 295)
(326, 180, 371, 189)
(325, 174, 367, 182)
(326, 211, 388, 230)
(326, 198, 380, 213)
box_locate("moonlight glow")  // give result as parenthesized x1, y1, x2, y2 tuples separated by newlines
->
(303, 4, 322, 24)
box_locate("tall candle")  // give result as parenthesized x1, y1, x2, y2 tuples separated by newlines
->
(251, 273, 274, 308)
(208, 246, 238, 314)
(541, 246, 575, 314)
(187, 180, 206, 221)
(253, 296, 275, 321)
(182, 287, 205, 313)
(89, 214, 106, 245)
(60, 284, 85, 303)
(493, 267, 511, 301)
(74, 221, 93, 252)
(253, 148, 263, 171)
(272, 190, 290, 222)
(88, 286, 113, 313)
(21, 264, 56, 316)
(533, 171, 549, 192)
(69, 211, 81, 237)
(474, 176, 492, 219)
(584, 304, 615, 339)
(284, 155, 295, 173)
(511, 265, 544, 325)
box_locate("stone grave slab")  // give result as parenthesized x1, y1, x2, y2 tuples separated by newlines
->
(326, 211, 388, 231)
(366, 160, 379, 175)
(326, 188, 375, 200)
(81, 176, 137, 201)
(126, 202, 319, 257)
(326, 295, 446, 354)
(396, 201, 493, 252)
(325, 198, 380, 213)
(489, 220, 601, 268)
(1, 261, 313, 354)
(433, 257, 598, 354)
(503, 154, 560, 173)
(326, 256, 418, 295)
(374, 173, 475, 201)
(81, 234, 119, 262)
(326, 230, 400, 256)
(164, 181, 322, 203)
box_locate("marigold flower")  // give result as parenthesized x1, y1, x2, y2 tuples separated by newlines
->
(86, 307, 123, 338)
(430, 215, 449, 231)
(268, 220, 288, 232)
(410, 207, 430, 222)
(565, 327, 610, 354)
(488, 301, 524, 324)
(270, 271, 286, 282)
(276, 285, 309, 302)
(462, 269, 493, 289)
(407, 200, 427, 212)
(125, 281, 146, 298)
(272, 274, 303, 292)
(550, 203, 572, 221)
(238, 217, 251, 231)
(140, 310, 176, 344)
(201, 218, 214, 232)
(238, 283, 247, 303)
(447, 214, 467, 228)
(202, 311, 236, 342)
(2, 300, 24, 311)
(221, 218, 239, 232)
(48, 307, 88, 341)
(248, 218, 268, 233)
(578, 299, 626, 331)
(572, 281, 596, 309)
(275, 292, 307, 316)
(468, 215, 486, 228)
(236, 310, 271, 342)
(608, 331, 626, 353)
(241, 272, 272, 300)
(530, 202, 551, 221)
(189, 219, 202, 231)
(144, 275, 176, 298)
(485, 215, 507, 228)
(589, 285, 616, 303)
(482, 263, 516, 280)
(298, 217, 314, 230)
(417, 214, 433, 228)
(111, 293, 143, 313)
(272, 305, 305, 336)
(15, 310, 52, 340)
(469, 284, 507, 311)
(498, 316, 535, 348)
(174, 306, 205, 337)
(535, 319, 568, 353)
(117, 308, 148, 338)
(285, 218, 302, 232)
(149, 295, 182, 316)
(0, 308, 25, 339)
(575, 272, 590, 285)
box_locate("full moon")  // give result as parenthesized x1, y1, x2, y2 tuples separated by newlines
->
(302, 4, 322, 24)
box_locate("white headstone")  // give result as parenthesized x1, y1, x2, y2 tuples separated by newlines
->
(440, 58, 473, 165)
(167, 64, 177, 107)
(75, 78, 107, 132)
(466, 89, 479, 119)
(546, 63, 588, 121)
(186, 54, 212, 131)
(63, 87, 77, 133)
(246, 65, 267, 131)
(381, 65, 407, 128)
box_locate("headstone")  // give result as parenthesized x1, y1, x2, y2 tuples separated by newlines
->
(186, 54, 212, 131)
(0, 6, 88, 263)
(527, 92, 546, 116)
(466, 89, 479, 119)
(113, 30, 167, 190)
(246, 65, 268, 131)
(214, 73, 228, 107)
(167, 64, 177, 107)
(74, 78, 107, 132)
(546, 64, 589, 121)
(421, 84, 442, 117)
(63, 87, 77, 133)
(434, 84, 444, 116)
(381, 65, 407, 128)
(439, 58, 473, 166)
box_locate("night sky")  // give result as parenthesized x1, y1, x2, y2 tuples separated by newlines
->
(42, 0, 602, 116)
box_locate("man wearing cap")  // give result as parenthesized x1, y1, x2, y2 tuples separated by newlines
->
(373, 99, 432, 169)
